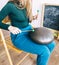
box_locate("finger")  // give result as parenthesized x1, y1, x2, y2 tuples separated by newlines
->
(14, 30, 20, 34)
(16, 30, 20, 34)
(11, 30, 17, 34)
(16, 28, 22, 33)
(12, 31, 17, 34)
(14, 31, 18, 34)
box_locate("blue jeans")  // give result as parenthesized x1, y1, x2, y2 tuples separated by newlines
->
(10, 25, 56, 65)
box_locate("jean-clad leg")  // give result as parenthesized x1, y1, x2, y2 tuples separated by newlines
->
(11, 34, 55, 65)
(37, 41, 55, 65)
(46, 41, 56, 53)
(10, 25, 56, 65)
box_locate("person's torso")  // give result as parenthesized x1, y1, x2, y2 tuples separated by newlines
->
(8, 1, 30, 28)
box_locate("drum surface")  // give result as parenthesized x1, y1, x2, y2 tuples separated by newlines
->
(29, 27, 54, 44)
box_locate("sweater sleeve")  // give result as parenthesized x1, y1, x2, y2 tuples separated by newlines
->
(0, 2, 12, 30)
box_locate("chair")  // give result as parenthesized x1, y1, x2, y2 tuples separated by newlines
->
(0, 29, 30, 65)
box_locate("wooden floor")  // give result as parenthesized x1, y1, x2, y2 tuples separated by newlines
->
(0, 30, 59, 65)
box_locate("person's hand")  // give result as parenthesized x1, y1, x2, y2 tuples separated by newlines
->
(32, 14, 38, 20)
(32, 10, 39, 20)
(8, 26, 22, 34)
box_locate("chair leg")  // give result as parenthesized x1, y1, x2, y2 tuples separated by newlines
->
(17, 53, 29, 65)
(29, 54, 37, 62)
(57, 33, 59, 40)
(0, 29, 13, 65)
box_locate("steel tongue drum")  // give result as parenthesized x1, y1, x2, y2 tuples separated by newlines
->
(28, 27, 54, 44)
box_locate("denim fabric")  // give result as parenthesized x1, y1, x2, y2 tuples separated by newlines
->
(10, 25, 56, 65)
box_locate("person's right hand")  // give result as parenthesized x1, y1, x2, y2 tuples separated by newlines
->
(8, 26, 22, 34)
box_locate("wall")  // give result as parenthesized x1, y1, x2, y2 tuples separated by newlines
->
(31, 0, 59, 27)
(0, 0, 9, 11)
(0, 0, 59, 28)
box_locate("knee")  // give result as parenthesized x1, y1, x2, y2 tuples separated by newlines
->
(53, 41, 56, 47)
(50, 41, 56, 50)
(41, 47, 50, 57)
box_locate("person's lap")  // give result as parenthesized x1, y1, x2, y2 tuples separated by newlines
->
(10, 25, 56, 55)
(11, 33, 55, 55)
(10, 25, 56, 65)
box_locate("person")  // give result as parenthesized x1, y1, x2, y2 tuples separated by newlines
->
(0, 0, 56, 65)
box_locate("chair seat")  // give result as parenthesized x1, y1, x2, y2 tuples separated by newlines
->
(29, 27, 54, 44)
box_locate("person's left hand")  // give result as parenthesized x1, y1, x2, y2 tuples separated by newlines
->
(32, 10, 39, 20)
(32, 14, 38, 20)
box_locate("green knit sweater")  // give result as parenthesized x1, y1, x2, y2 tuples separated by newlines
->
(0, 2, 30, 30)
